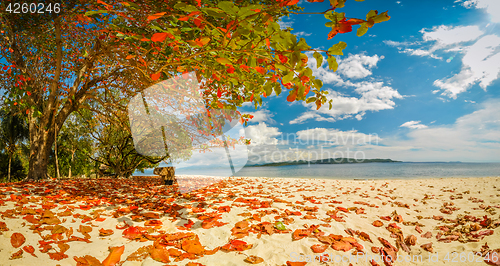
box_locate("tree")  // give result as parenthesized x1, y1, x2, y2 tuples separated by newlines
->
(0, 108, 29, 181)
(57, 111, 94, 178)
(0, 0, 389, 180)
(0, 1, 135, 180)
(82, 106, 165, 179)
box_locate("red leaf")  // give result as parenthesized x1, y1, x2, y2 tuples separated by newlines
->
(147, 12, 166, 21)
(287, 90, 297, 102)
(11, 233, 26, 248)
(151, 32, 172, 42)
(122, 226, 141, 240)
(254, 66, 266, 75)
(102, 246, 124, 266)
(287, 0, 300, 5)
(151, 72, 161, 81)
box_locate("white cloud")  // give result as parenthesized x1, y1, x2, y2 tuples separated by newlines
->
(277, 19, 293, 29)
(456, 0, 500, 23)
(400, 121, 428, 129)
(386, 23, 500, 98)
(295, 31, 312, 37)
(291, 83, 403, 124)
(420, 25, 483, 46)
(433, 35, 500, 98)
(244, 109, 275, 124)
(244, 122, 281, 146)
(307, 52, 382, 81)
(337, 54, 382, 79)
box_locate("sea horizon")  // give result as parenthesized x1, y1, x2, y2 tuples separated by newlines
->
(133, 161, 500, 179)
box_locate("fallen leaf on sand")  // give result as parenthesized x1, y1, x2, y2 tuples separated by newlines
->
(311, 244, 328, 253)
(244, 255, 264, 264)
(286, 261, 307, 266)
(332, 240, 353, 251)
(102, 245, 124, 266)
(11, 232, 26, 248)
(420, 243, 433, 252)
(99, 228, 114, 237)
(182, 239, 205, 255)
(149, 246, 170, 263)
(405, 235, 417, 246)
(373, 220, 384, 227)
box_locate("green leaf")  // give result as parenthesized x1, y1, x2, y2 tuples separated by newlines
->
(313, 79, 323, 89)
(327, 56, 338, 72)
(264, 83, 273, 96)
(275, 64, 287, 71)
(216, 57, 232, 65)
(84, 10, 107, 16)
(297, 84, 305, 99)
(306, 97, 317, 104)
(371, 11, 391, 24)
(366, 10, 378, 20)
(357, 23, 368, 37)
(218, 1, 238, 15)
(174, 3, 198, 12)
(282, 71, 294, 84)
(275, 221, 286, 231)
(328, 41, 347, 56)
(313, 52, 323, 68)
(274, 83, 282, 96)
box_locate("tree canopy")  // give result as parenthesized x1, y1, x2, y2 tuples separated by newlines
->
(0, 0, 390, 179)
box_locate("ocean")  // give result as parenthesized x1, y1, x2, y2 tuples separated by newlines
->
(133, 162, 500, 179)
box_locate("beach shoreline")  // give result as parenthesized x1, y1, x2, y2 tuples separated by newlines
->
(0, 176, 499, 266)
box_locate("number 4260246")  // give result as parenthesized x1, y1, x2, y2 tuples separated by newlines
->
(5, 3, 61, 14)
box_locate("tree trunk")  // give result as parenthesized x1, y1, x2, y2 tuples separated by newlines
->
(7, 154, 12, 182)
(55, 131, 60, 179)
(68, 150, 75, 179)
(27, 110, 55, 180)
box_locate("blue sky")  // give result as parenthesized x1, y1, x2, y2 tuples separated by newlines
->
(236, 0, 500, 163)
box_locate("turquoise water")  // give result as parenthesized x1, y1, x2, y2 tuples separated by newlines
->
(134, 162, 500, 179)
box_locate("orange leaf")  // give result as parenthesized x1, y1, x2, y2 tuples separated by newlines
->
(147, 12, 166, 21)
(181, 239, 205, 255)
(372, 220, 384, 227)
(311, 244, 328, 253)
(286, 261, 307, 266)
(11, 232, 26, 248)
(102, 245, 124, 266)
(245, 255, 264, 264)
(99, 228, 114, 237)
(74, 255, 101, 266)
(195, 37, 210, 47)
(150, 246, 170, 263)
(331, 240, 353, 252)
(287, 0, 300, 5)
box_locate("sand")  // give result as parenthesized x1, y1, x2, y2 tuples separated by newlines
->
(0, 176, 499, 266)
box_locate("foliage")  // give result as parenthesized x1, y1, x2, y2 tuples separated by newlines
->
(0, 0, 389, 179)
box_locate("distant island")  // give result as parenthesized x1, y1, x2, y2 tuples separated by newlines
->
(247, 158, 402, 167)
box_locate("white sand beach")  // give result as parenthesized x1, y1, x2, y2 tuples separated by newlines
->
(0, 176, 499, 266)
